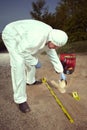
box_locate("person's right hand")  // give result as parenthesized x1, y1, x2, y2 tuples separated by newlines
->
(60, 72, 66, 80)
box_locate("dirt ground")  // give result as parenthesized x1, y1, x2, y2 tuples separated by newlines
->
(0, 52, 87, 130)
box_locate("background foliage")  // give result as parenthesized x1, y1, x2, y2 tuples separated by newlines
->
(0, 0, 87, 52)
(30, 0, 87, 42)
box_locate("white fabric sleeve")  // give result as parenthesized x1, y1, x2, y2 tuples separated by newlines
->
(46, 47, 63, 73)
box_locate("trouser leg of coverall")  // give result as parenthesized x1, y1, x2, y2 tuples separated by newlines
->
(10, 52, 27, 104)
(25, 64, 36, 84)
(2, 32, 27, 104)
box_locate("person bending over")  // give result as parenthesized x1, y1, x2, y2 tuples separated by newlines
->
(2, 19, 68, 113)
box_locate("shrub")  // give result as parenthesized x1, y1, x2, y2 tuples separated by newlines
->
(0, 34, 7, 52)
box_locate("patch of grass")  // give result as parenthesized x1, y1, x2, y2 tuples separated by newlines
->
(57, 40, 87, 54)
(41, 40, 87, 55)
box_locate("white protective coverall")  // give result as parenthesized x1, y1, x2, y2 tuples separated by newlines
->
(2, 20, 63, 104)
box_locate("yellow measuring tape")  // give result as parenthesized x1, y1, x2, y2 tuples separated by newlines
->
(42, 77, 74, 123)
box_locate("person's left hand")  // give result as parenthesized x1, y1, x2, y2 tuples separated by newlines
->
(35, 61, 41, 68)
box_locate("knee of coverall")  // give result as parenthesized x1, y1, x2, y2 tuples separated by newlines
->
(10, 52, 25, 71)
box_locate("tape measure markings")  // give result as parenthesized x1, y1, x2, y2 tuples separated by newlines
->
(42, 77, 74, 123)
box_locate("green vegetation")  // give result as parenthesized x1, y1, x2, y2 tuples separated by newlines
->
(40, 40, 87, 55)
(0, 0, 87, 53)
(30, 0, 87, 42)
(57, 40, 87, 54)
(0, 34, 7, 52)
(30, 0, 87, 54)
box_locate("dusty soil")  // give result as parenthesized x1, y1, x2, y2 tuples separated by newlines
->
(0, 52, 87, 130)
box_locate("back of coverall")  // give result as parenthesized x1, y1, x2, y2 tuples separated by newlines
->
(2, 20, 63, 104)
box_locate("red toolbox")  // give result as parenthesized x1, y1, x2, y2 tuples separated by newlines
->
(60, 53, 76, 74)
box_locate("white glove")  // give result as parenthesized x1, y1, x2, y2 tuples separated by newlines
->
(60, 72, 66, 80)
(35, 61, 41, 68)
